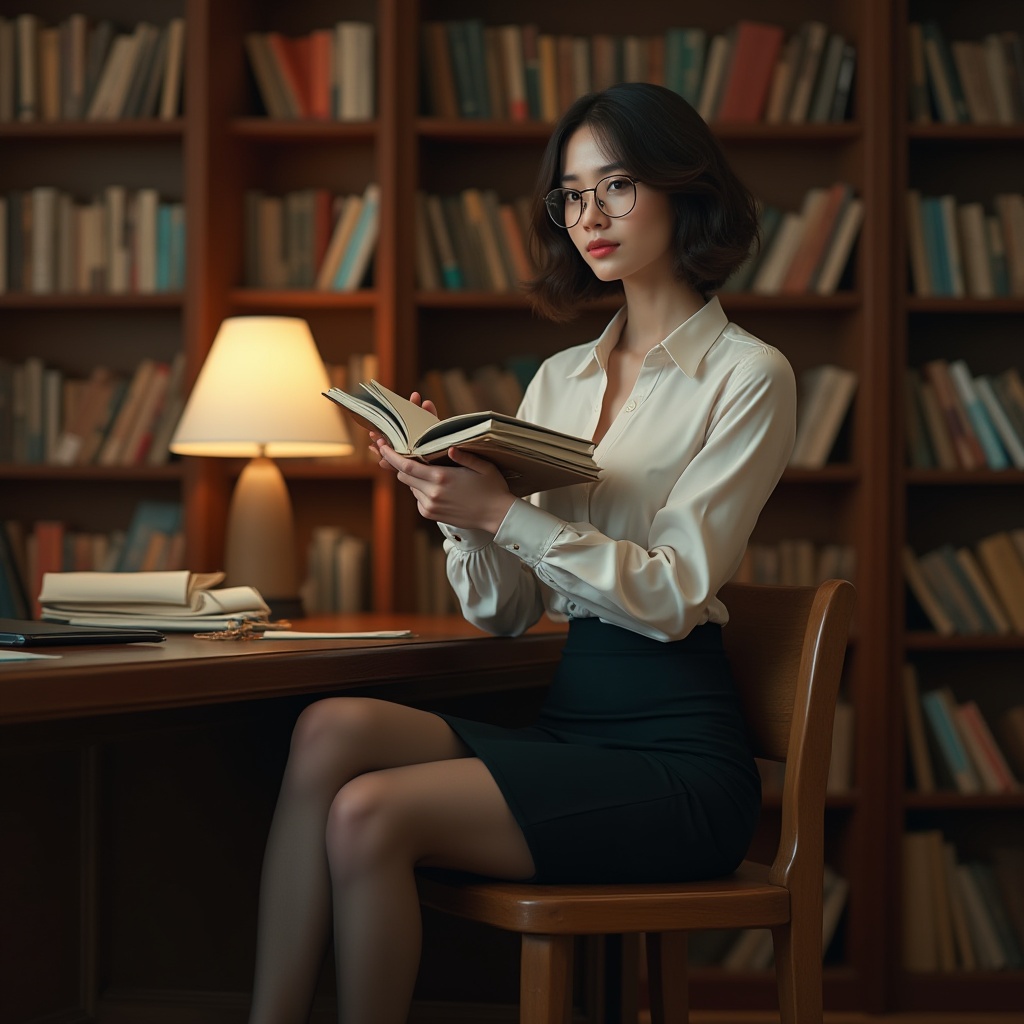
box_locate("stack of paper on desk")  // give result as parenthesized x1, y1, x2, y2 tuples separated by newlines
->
(38, 570, 270, 631)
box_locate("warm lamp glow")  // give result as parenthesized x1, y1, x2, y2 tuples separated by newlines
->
(169, 316, 352, 608)
(170, 316, 352, 458)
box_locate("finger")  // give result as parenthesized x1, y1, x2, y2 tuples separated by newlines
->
(446, 446, 493, 473)
(422, 399, 438, 417)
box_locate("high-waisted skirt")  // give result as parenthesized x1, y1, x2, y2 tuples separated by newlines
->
(437, 617, 762, 884)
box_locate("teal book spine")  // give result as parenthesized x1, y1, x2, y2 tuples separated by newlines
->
(920, 690, 978, 793)
(155, 204, 172, 291)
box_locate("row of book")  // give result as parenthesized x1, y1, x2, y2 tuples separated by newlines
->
(733, 540, 856, 589)
(906, 190, 1024, 299)
(244, 183, 379, 291)
(0, 503, 186, 619)
(903, 669, 1023, 796)
(415, 189, 532, 294)
(903, 530, 1024, 637)
(902, 830, 1023, 972)
(0, 354, 185, 468)
(0, 186, 186, 295)
(909, 21, 1024, 126)
(0, 15, 185, 123)
(420, 19, 855, 126)
(723, 184, 864, 297)
(905, 361, 1024, 472)
(687, 864, 849, 970)
(302, 526, 371, 615)
(244, 22, 375, 121)
(790, 363, 858, 469)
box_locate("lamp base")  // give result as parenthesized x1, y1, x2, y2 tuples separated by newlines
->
(225, 456, 302, 612)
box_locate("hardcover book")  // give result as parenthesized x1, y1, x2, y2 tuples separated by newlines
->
(323, 379, 600, 496)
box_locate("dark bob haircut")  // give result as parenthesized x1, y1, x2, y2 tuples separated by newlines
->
(527, 82, 759, 322)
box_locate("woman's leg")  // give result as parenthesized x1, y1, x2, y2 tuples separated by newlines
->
(248, 697, 474, 1024)
(326, 756, 536, 1024)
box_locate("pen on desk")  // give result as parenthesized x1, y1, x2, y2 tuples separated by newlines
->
(261, 630, 415, 640)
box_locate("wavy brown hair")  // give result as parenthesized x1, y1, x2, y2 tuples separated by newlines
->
(527, 83, 759, 322)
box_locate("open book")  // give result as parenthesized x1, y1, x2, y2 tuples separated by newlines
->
(324, 379, 600, 496)
(38, 570, 270, 631)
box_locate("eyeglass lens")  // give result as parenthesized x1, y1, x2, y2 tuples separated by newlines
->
(545, 176, 637, 228)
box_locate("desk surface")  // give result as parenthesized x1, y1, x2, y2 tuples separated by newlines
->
(0, 614, 567, 725)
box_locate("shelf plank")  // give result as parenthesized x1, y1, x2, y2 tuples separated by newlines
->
(230, 118, 377, 141)
(0, 293, 184, 310)
(904, 633, 1024, 651)
(905, 469, 1024, 485)
(0, 464, 184, 481)
(228, 289, 379, 309)
(0, 120, 185, 140)
(906, 297, 1024, 313)
(780, 465, 860, 484)
(905, 792, 1024, 809)
(907, 123, 1024, 142)
(416, 291, 861, 311)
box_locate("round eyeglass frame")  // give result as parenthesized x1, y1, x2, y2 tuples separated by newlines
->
(543, 174, 641, 229)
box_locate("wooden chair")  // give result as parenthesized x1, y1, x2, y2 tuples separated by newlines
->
(418, 578, 857, 1024)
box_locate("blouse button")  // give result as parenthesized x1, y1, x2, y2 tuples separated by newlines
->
(625, 399, 636, 412)
(512, 544, 520, 550)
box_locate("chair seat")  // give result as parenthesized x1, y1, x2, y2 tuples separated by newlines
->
(418, 860, 790, 936)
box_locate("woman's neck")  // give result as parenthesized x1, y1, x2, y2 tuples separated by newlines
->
(617, 279, 706, 355)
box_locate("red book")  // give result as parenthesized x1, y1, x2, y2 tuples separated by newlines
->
(31, 520, 65, 617)
(265, 31, 309, 117)
(716, 21, 785, 122)
(308, 29, 333, 120)
(780, 182, 852, 294)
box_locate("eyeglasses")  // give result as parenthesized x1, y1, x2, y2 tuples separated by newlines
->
(544, 174, 640, 229)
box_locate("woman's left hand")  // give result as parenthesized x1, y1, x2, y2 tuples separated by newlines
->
(377, 444, 516, 533)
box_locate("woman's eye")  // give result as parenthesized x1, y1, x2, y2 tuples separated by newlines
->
(606, 178, 626, 192)
(566, 191, 581, 202)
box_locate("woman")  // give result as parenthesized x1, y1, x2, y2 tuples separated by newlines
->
(248, 82, 796, 1024)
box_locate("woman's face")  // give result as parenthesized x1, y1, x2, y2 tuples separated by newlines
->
(561, 124, 675, 286)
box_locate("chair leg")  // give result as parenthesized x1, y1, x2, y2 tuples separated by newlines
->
(645, 931, 688, 1024)
(520, 933, 574, 1024)
(772, 920, 823, 1024)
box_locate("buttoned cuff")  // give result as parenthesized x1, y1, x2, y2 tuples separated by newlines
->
(438, 522, 495, 551)
(492, 499, 566, 566)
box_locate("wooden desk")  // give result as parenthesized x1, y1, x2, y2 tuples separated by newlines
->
(0, 616, 566, 1024)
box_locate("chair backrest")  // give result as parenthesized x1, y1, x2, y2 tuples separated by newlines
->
(719, 579, 856, 889)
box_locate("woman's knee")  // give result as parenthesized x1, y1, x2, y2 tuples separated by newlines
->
(285, 697, 382, 791)
(326, 773, 405, 881)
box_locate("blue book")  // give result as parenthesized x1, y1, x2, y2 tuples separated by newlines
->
(920, 689, 980, 793)
(678, 28, 707, 107)
(446, 21, 479, 118)
(155, 204, 172, 291)
(922, 21, 969, 123)
(116, 501, 183, 572)
(462, 19, 491, 120)
(948, 359, 1009, 469)
(936, 544, 998, 634)
(332, 184, 380, 291)
(921, 196, 951, 296)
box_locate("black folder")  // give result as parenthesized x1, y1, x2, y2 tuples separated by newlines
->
(0, 618, 166, 647)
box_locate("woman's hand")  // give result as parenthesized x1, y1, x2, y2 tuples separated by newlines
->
(367, 391, 436, 460)
(378, 444, 516, 534)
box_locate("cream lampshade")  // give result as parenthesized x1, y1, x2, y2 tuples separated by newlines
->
(170, 316, 352, 612)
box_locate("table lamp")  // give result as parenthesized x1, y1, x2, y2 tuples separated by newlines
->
(169, 316, 352, 615)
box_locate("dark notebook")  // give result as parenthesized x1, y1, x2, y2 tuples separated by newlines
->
(0, 618, 166, 647)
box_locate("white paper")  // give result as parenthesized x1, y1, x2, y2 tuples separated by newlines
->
(261, 630, 414, 640)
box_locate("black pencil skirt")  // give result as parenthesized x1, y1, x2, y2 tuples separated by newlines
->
(437, 617, 762, 884)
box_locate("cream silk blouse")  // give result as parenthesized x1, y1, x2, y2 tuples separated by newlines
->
(438, 296, 797, 642)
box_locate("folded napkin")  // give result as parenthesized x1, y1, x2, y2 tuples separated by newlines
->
(39, 570, 270, 631)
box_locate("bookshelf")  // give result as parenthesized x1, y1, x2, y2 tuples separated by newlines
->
(1, 0, 1021, 1018)
(890, 0, 1024, 1013)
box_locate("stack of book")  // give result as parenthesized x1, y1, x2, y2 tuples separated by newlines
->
(903, 669, 1022, 795)
(244, 183, 379, 292)
(419, 19, 855, 125)
(244, 21, 375, 121)
(0, 354, 186, 468)
(788, 363, 859, 469)
(906, 191, 1024, 298)
(903, 829, 1024, 971)
(723, 184, 864, 296)
(0, 15, 185, 123)
(0, 186, 185, 296)
(905, 362, 1024, 471)
(908, 21, 1024, 125)
(38, 569, 269, 632)
(903, 530, 1024, 637)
